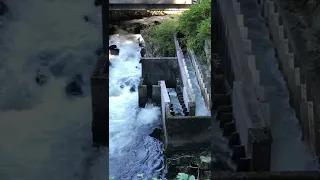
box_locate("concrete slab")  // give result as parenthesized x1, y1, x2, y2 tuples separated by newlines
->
(109, 0, 192, 4)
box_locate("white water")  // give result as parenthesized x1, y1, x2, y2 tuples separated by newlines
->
(0, 1, 108, 180)
(109, 34, 165, 180)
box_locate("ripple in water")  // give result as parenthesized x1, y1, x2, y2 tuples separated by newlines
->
(109, 34, 166, 180)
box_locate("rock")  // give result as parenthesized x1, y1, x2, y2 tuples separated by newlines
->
(120, 84, 124, 89)
(110, 48, 119, 55)
(0, 1, 8, 16)
(140, 48, 146, 57)
(94, 0, 102, 6)
(109, 45, 117, 50)
(149, 128, 163, 141)
(65, 74, 83, 96)
(154, 21, 160, 25)
(130, 85, 136, 92)
(109, 61, 112, 66)
(109, 45, 120, 55)
(35, 70, 47, 86)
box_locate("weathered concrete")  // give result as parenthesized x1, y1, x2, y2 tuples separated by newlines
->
(141, 57, 179, 88)
(165, 115, 211, 153)
(138, 80, 148, 107)
(188, 48, 211, 112)
(174, 35, 196, 115)
(152, 84, 161, 105)
(212, 171, 320, 180)
(91, 56, 109, 145)
(212, 0, 272, 171)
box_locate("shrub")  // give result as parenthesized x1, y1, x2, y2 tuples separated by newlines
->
(144, 19, 178, 57)
(178, 0, 211, 60)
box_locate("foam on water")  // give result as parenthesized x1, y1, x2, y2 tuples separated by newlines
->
(109, 34, 165, 180)
(0, 0, 109, 180)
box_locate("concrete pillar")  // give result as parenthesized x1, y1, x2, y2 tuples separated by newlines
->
(152, 85, 161, 105)
(248, 127, 272, 171)
(138, 84, 148, 107)
(91, 76, 108, 145)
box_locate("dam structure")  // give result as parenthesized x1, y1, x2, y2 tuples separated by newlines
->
(90, 0, 320, 179)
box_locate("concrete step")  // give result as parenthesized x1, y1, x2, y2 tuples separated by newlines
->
(219, 113, 233, 129)
(231, 145, 246, 162)
(216, 106, 232, 119)
(223, 121, 236, 137)
(213, 94, 231, 110)
(236, 158, 251, 172)
(228, 132, 241, 147)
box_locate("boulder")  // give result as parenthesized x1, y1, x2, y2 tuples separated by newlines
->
(130, 85, 136, 92)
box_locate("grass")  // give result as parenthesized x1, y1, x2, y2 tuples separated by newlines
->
(143, 0, 211, 61)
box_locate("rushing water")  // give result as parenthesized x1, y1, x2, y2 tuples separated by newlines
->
(109, 34, 165, 180)
(0, 1, 109, 180)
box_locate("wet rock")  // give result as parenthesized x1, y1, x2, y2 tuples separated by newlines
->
(130, 85, 136, 92)
(0, 1, 8, 16)
(120, 84, 124, 89)
(65, 74, 83, 96)
(109, 45, 120, 55)
(109, 45, 117, 50)
(110, 48, 119, 55)
(94, 0, 102, 6)
(149, 128, 163, 141)
(35, 70, 47, 86)
(140, 48, 146, 57)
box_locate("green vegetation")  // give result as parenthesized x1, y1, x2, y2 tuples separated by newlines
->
(143, 19, 179, 57)
(178, 0, 211, 56)
(144, 0, 211, 60)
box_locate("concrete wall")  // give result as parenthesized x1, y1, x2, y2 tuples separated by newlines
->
(165, 115, 211, 153)
(174, 35, 196, 115)
(260, 0, 320, 157)
(212, 0, 272, 171)
(141, 57, 179, 88)
(159, 80, 170, 150)
(91, 56, 109, 145)
(188, 48, 212, 113)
